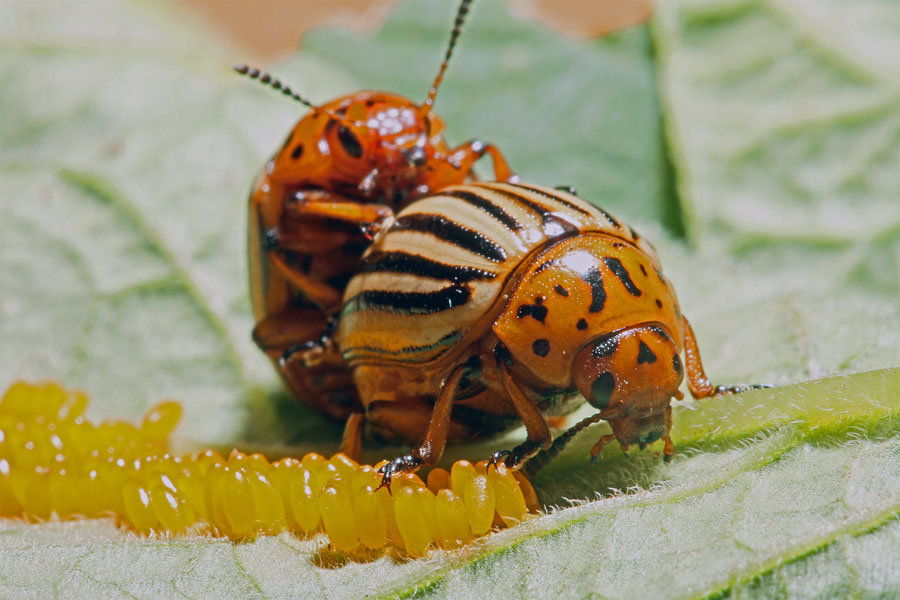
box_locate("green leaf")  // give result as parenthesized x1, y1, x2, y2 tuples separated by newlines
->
(0, 0, 898, 598)
(654, 0, 900, 270)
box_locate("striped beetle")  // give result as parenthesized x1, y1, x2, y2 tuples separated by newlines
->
(335, 182, 764, 485)
(240, 0, 515, 420)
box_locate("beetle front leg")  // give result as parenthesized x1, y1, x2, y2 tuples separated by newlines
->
(491, 348, 552, 470)
(446, 140, 517, 183)
(683, 318, 771, 399)
(376, 362, 469, 492)
(276, 189, 395, 251)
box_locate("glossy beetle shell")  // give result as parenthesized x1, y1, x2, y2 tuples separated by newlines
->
(335, 181, 731, 474)
(245, 6, 515, 420)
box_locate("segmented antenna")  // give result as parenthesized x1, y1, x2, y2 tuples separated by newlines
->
(522, 413, 604, 477)
(423, 0, 474, 110)
(233, 64, 319, 111)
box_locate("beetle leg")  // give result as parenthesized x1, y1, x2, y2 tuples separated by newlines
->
(683, 318, 772, 399)
(252, 306, 329, 357)
(376, 455, 424, 493)
(589, 434, 618, 465)
(265, 251, 343, 312)
(413, 362, 469, 466)
(662, 433, 675, 463)
(282, 190, 394, 234)
(339, 412, 364, 463)
(445, 140, 518, 183)
(494, 359, 552, 470)
(375, 361, 469, 492)
(282, 317, 338, 368)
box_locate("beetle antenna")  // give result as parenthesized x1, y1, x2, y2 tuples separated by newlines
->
(521, 412, 604, 477)
(233, 64, 319, 111)
(422, 0, 474, 111)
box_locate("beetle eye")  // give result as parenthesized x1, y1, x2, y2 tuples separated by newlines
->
(337, 125, 363, 159)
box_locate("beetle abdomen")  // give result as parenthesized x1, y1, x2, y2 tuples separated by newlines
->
(337, 182, 653, 365)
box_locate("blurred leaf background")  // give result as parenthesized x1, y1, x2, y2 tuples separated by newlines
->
(0, 0, 898, 598)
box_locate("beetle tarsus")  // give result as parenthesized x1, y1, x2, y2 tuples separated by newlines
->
(487, 449, 511, 470)
(554, 185, 578, 196)
(375, 454, 424, 493)
(714, 383, 772, 395)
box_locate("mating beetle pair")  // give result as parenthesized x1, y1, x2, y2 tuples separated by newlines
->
(241, 0, 761, 487)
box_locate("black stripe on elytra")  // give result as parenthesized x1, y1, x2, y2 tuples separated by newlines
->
(603, 257, 642, 296)
(581, 266, 606, 313)
(513, 183, 592, 217)
(496, 188, 581, 240)
(344, 330, 463, 359)
(595, 207, 620, 229)
(637, 341, 657, 364)
(343, 284, 471, 315)
(442, 190, 522, 231)
(363, 251, 496, 283)
(393, 213, 507, 262)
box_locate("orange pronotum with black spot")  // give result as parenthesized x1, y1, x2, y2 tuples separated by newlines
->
(242, 0, 516, 420)
(335, 182, 765, 486)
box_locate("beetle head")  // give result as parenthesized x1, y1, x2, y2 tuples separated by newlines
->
(571, 327, 682, 451)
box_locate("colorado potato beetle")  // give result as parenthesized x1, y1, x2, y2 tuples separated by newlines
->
(240, 0, 516, 420)
(335, 182, 764, 486)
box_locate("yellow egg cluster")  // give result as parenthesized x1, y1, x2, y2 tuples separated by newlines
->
(0, 380, 539, 556)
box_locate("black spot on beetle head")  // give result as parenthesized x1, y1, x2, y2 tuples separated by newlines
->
(672, 353, 684, 379)
(337, 125, 363, 158)
(532, 339, 550, 357)
(637, 341, 657, 364)
(291, 143, 304, 160)
(589, 372, 615, 410)
(576, 318, 588, 330)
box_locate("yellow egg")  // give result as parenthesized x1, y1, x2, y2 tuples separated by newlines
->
(287, 466, 321, 534)
(434, 489, 471, 547)
(141, 401, 182, 441)
(426, 467, 451, 495)
(394, 486, 432, 556)
(352, 484, 387, 550)
(0, 381, 540, 553)
(463, 474, 495, 536)
(318, 485, 358, 551)
(487, 464, 528, 526)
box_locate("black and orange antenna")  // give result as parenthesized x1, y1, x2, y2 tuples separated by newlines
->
(233, 64, 365, 126)
(522, 413, 605, 477)
(233, 64, 320, 110)
(422, 0, 474, 111)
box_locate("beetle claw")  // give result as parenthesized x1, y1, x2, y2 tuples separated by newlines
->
(374, 454, 423, 494)
(714, 382, 773, 395)
(487, 450, 511, 470)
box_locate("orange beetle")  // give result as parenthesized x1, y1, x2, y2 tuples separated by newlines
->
(334, 182, 765, 486)
(241, 0, 516, 420)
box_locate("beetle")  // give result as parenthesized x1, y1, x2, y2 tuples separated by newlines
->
(334, 182, 765, 486)
(240, 0, 516, 420)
